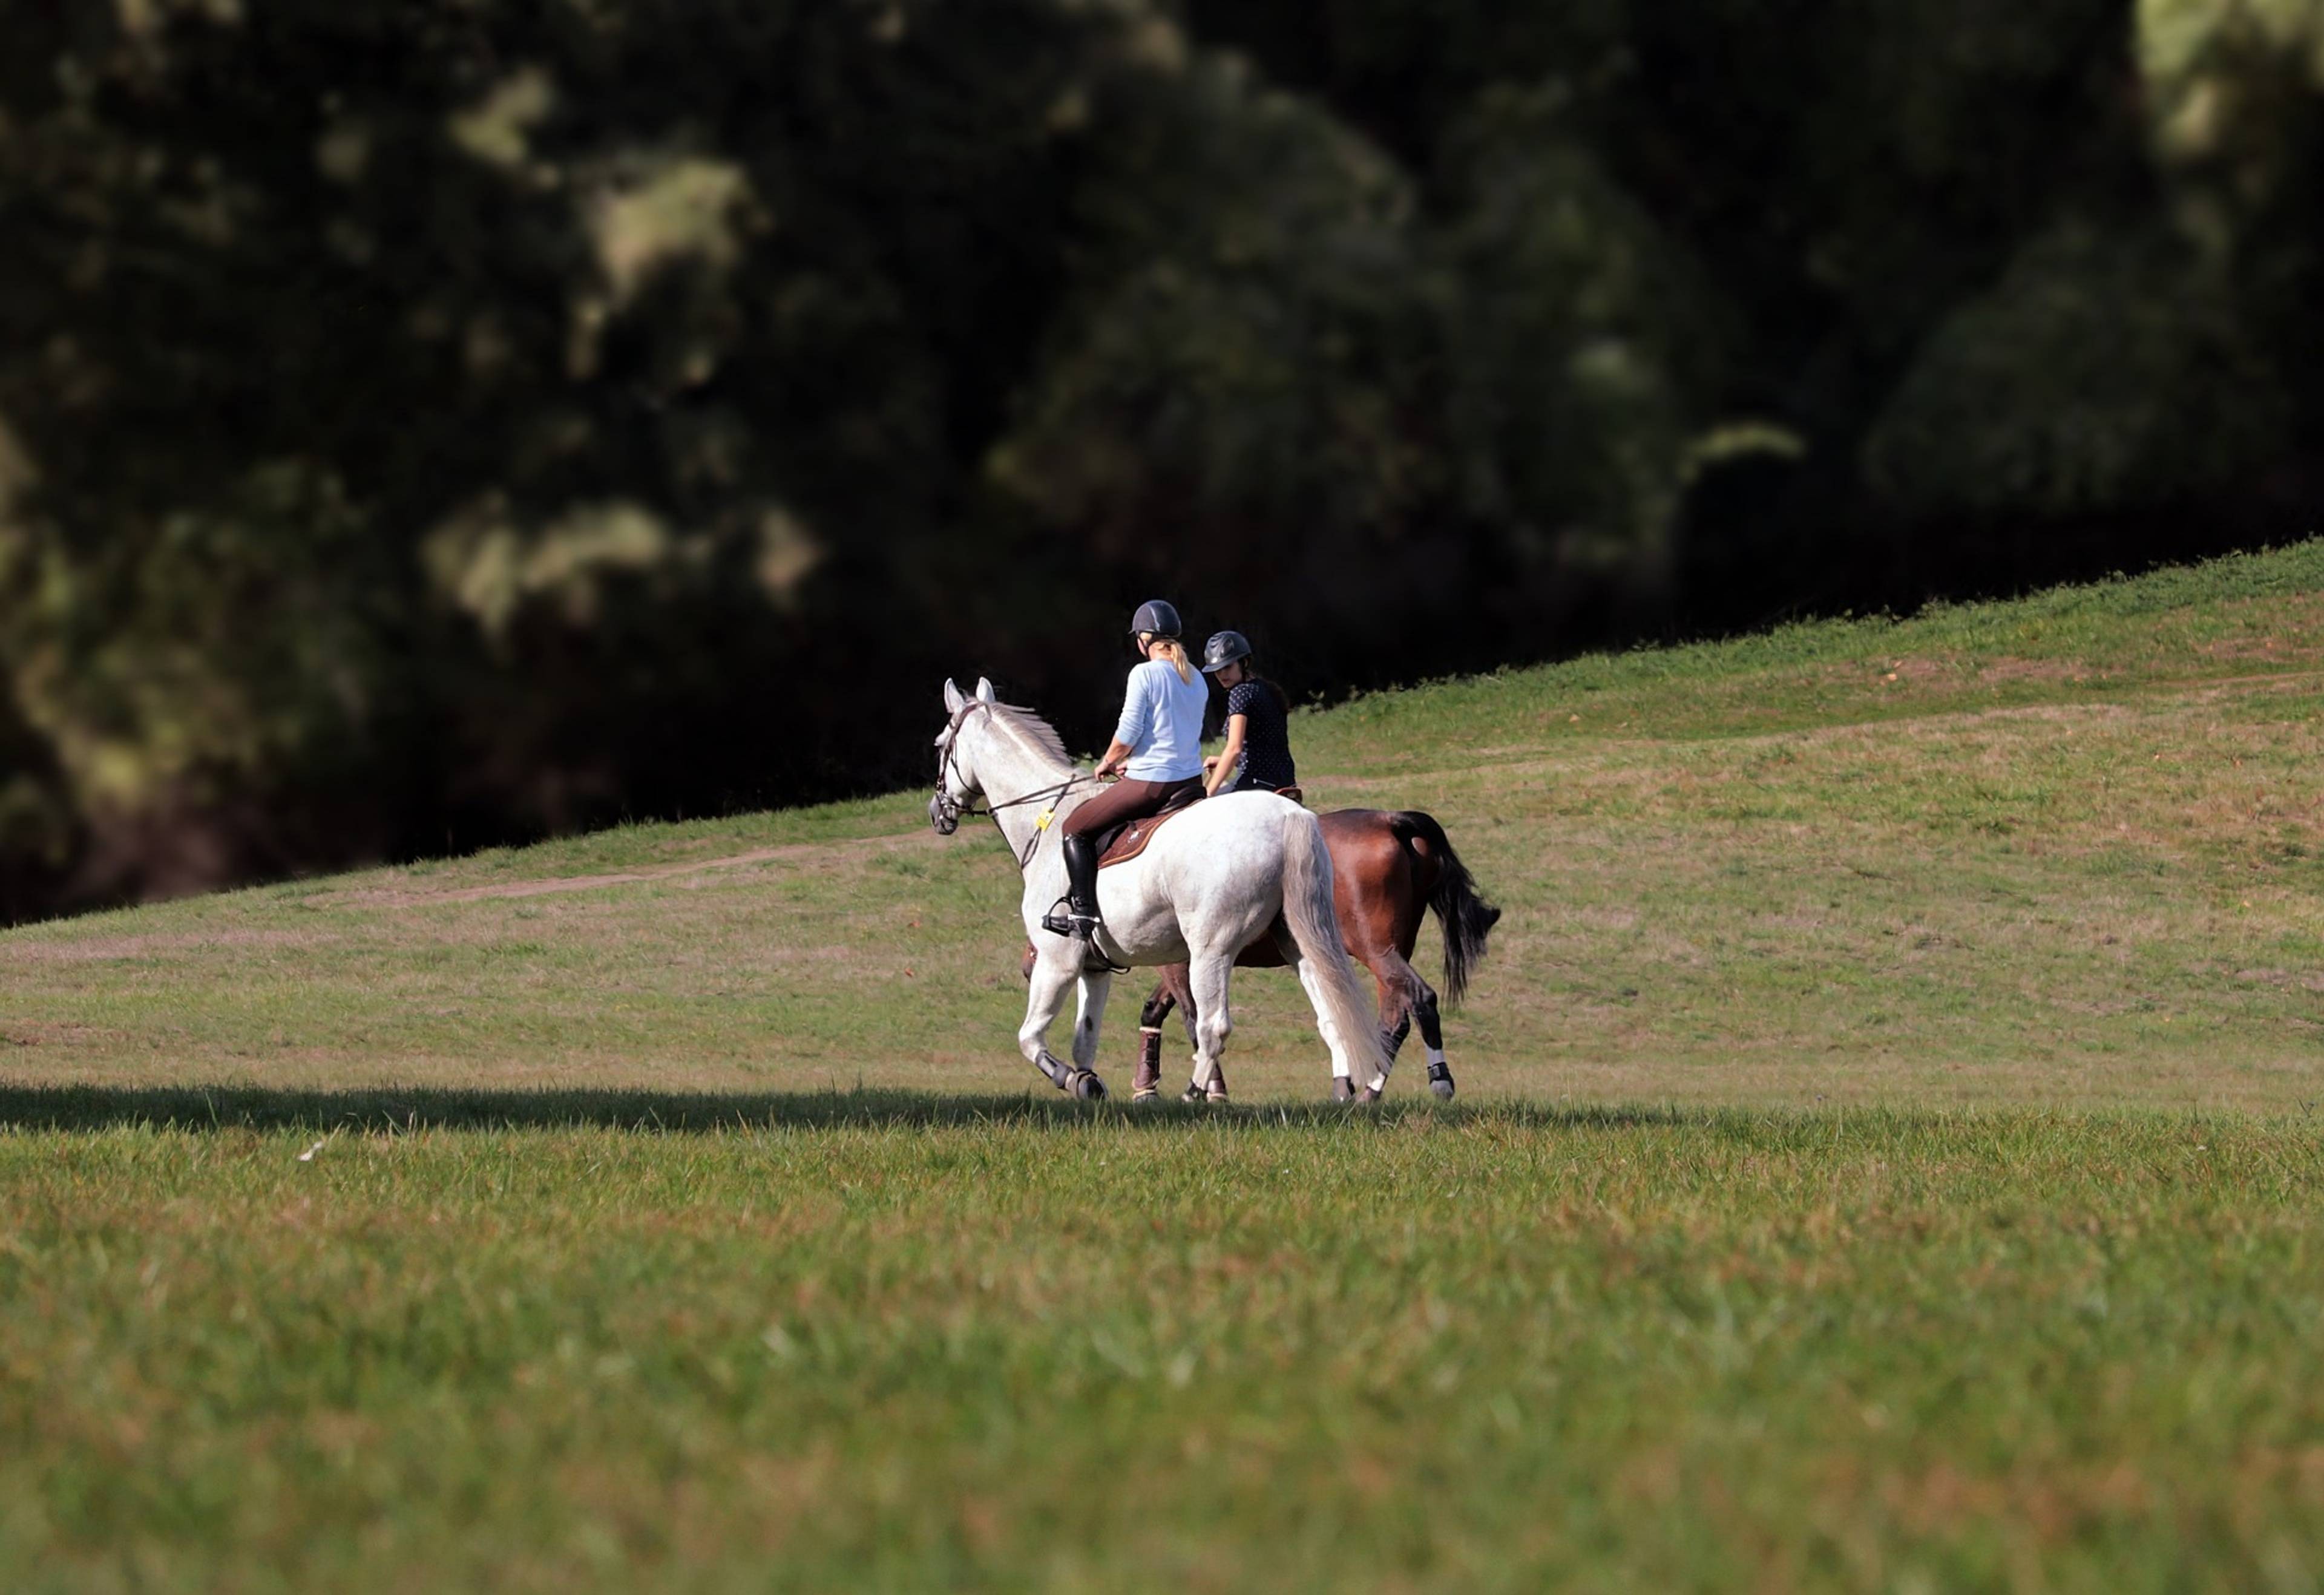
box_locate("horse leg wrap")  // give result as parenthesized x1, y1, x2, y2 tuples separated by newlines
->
(1132, 1028, 1163, 1101)
(1415, 992, 1455, 1099)
(1416, 994, 1445, 1052)
(1044, 1052, 1106, 1099)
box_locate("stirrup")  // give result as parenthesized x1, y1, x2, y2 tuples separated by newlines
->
(1039, 899, 1129, 975)
(1039, 898, 1100, 940)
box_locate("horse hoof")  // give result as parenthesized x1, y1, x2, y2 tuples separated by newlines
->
(1132, 1087, 1158, 1105)
(1180, 1083, 1206, 1104)
(1071, 1069, 1107, 1101)
(1205, 1087, 1229, 1106)
(1331, 1077, 1356, 1103)
(1428, 1070, 1456, 1101)
(1357, 1084, 1382, 1104)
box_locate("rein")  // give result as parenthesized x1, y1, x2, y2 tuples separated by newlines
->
(934, 707, 1089, 871)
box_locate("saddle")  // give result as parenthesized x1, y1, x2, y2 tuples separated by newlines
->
(1094, 782, 1205, 870)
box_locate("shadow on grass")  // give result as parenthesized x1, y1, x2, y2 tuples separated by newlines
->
(0, 1083, 1705, 1135)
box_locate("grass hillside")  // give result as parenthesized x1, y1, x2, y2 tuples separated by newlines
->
(6, 541, 2322, 1107)
(7, 546, 2324, 1591)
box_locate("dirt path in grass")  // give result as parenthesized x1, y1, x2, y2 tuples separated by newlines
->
(321, 669, 2324, 911)
(327, 829, 935, 908)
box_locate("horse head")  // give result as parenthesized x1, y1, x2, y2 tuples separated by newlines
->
(929, 678, 998, 834)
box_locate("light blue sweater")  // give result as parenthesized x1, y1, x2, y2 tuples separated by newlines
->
(1113, 658, 1209, 781)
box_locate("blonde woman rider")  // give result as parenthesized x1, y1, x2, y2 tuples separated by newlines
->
(1043, 600, 1209, 947)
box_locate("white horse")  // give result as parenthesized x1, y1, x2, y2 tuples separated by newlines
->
(930, 678, 1392, 1101)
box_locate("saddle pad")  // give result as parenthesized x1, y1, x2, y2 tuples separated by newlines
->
(1098, 802, 1192, 870)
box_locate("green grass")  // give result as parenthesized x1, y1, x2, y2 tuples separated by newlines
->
(7, 1105, 2324, 1590)
(7, 543, 2324, 1588)
(7, 542, 2324, 1105)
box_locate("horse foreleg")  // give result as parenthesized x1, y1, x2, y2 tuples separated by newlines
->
(1071, 969, 1112, 1074)
(1020, 957, 1104, 1099)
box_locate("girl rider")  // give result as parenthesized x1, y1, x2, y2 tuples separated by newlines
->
(1200, 630, 1298, 801)
(1043, 600, 1209, 946)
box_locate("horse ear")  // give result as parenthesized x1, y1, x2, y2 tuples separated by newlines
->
(974, 677, 997, 704)
(943, 679, 966, 715)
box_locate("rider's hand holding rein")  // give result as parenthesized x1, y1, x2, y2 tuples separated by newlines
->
(1203, 673, 1247, 799)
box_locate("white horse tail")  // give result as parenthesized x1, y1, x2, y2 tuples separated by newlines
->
(1281, 809, 1394, 1091)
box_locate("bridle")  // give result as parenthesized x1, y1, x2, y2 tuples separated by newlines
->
(930, 703, 1088, 871)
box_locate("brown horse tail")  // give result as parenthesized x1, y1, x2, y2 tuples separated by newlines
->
(1388, 811, 1502, 1007)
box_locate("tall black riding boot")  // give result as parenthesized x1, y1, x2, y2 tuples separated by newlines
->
(1041, 834, 1103, 940)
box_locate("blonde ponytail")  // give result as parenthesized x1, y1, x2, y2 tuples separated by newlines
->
(1154, 638, 1195, 685)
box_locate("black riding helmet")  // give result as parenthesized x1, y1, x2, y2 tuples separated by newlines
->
(1201, 630, 1252, 674)
(1129, 598, 1181, 639)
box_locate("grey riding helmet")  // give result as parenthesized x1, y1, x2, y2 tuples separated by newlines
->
(1201, 630, 1252, 674)
(1129, 599, 1182, 639)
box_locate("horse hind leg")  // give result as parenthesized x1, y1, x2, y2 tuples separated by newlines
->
(1137, 968, 1191, 1105)
(1415, 980, 1454, 1100)
(1348, 961, 1419, 1104)
(1174, 983, 1225, 1104)
(1345, 953, 1424, 1104)
(1184, 952, 1235, 1105)
(1293, 954, 1384, 1105)
(1163, 974, 1218, 1102)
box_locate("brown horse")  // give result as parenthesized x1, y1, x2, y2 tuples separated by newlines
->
(1028, 808, 1495, 1102)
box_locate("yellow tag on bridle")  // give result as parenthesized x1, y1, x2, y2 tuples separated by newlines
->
(1036, 808, 1055, 831)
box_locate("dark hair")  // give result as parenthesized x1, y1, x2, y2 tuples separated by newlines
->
(1215, 661, 1287, 733)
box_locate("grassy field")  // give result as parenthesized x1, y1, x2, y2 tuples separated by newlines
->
(5, 545, 2324, 1587)
(7, 1105, 2324, 1591)
(7, 542, 2323, 1105)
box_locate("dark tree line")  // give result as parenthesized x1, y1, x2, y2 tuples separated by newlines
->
(2, 0, 2319, 919)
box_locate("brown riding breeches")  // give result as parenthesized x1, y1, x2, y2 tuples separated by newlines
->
(1062, 776, 1201, 840)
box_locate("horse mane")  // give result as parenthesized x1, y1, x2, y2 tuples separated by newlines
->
(981, 701, 1075, 773)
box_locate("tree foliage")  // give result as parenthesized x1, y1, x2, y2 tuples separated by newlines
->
(1, 0, 2318, 916)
